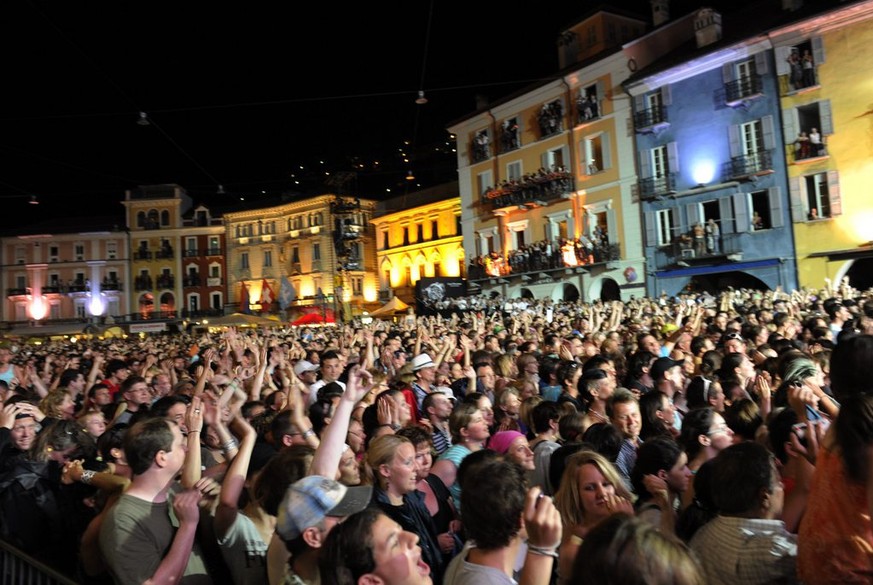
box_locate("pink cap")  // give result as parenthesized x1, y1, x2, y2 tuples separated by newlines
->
(489, 430, 525, 455)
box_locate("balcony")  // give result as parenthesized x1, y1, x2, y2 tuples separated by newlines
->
(468, 240, 621, 283)
(470, 141, 490, 163)
(134, 276, 153, 291)
(134, 250, 153, 260)
(183, 249, 199, 258)
(654, 232, 741, 270)
(639, 173, 677, 200)
(725, 75, 763, 106)
(183, 275, 201, 287)
(206, 247, 221, 256)
(206, 277, 222, 287)
(634, 105, 669, 133)
(6, 288, 26, 296)
(156, 276, 175, 289)
(483, 171, 575, 211)
(724, 150, 773, 180)
(155, 247, 174, 259)
(101, 280, 123, 291)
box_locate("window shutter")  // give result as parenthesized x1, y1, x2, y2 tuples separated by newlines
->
(762, 115, 775, 150)
(733, 193, 748, 233)
(667, 142, 679, 174)
(789, 177, 804, 222)
(782, 108, 797, 145)
(828, 171, 841, 216)
(634, 94, 645, 112)
(819, 99, 833, 135)
(596, 80, 605, 105)
(661, 84, 672, 106)
(754, 52, 769, 75)
(561, 145, 570, 169)
(720, 198, 734, 234)
(687, 203, 700, 227)
(606, 208, 617, 244)
(722, 63, 735, 83)
(602, 133, 612, 169)
(812, 36, 826, 65)
(728, 124, 741, 158)
(769, 186, 784, 228)
(639, 150, 652, 179)
(645, 211, 657, 246)
(775, 46, 792, 76)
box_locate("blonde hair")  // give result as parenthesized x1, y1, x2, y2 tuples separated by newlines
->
(519, 395, 544, 431)
(363, 434, 411, 489)
(39, 389, 72, 420)
(554, 450, 633, 530)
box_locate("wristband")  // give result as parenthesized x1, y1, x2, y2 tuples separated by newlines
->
(222, 439, 239, 452)
(80, 469, 96, 485)
(526, 544, 558, 558)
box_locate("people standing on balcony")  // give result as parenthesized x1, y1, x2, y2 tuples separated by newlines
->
(693, 223, 706, 258)
(705, 219, 720, 255)
(795, 131, 811, 160)
(752, 211, 764, 231)
(809, 127, 824, 156)
(802, 49, 816, 87)
(787, 50, 803, 90)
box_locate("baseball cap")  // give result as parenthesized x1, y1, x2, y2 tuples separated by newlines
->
(276, 475, 372, 541)
(411, 353, 435, 371)
(293, 360, 319, 377)
(649, 357, 684, 381)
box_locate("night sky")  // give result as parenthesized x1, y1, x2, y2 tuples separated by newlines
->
(0, 1, 743, 228)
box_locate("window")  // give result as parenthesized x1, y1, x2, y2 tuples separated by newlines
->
(49, 246, 59, 262)
(634, 86, 671, 131)
(209, 237, 219, 253)
(313, 243, 321, 261)
(417, 223, 424, 242)
(652, 145, 670, 178)
(790, 171, 841, 221)
(403, 227, 410, 246)
(477, 170, 493, 196)
(15, 275, 25, 289)
(431, 220, 439, 239)
(507, 161, 522, 182)
(746, 188, 785, 231)
(784, 101, 831, 162)
(583, 133, 611, 175)
(106, 241, 117, 260)
(776, 38, 824, 92)
(382, 231, 389, 249)
(14, 246, 25, 264)
(577, 81, 603, 123)
(352, 277, 362, 296)
(645, 209, 677, 247)
(264, 250, 272, 267)
(75, 244, 85, 261)
(186, 237, 197, 255)
(500, 117, 520, 152)
(240, 252, 249, 269)
(211, 293, 222, 310)
(543, 146, 568, 172)
(472, 129, 491, 162)
(210, 265, 220, 278)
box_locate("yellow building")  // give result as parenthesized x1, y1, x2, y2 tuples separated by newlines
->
(370, 183, 463, 305)
(448, 7, 648, 302)
(224, 194, 377, 319)
(123, 184, 195, 319)
(771, 1, 873, 289)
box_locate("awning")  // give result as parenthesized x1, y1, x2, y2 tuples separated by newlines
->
(655, 258, 781, 278)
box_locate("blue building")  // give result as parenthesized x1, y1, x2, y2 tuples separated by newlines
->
(624, 7, 798, 297)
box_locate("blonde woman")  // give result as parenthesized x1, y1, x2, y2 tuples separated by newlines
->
(364, 434, 445, 582)
(554, 450, 635, 584)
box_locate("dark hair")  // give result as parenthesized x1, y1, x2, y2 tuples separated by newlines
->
(698, 350, 722, 379)
(320, 350, 340, 362)
(119, 375, 146, 395)
(581, 423, 623, 463)
(723, 398, 762, 441)
(711, 441, 777, 515)
(631, 437, 683, 504)
(96, 423, 128, 462)
(829, 333, 873, 402)
(149, 395, 190, 418)
(766, 407, 798, 465)
(320, 507, 381, 585)
(59, 369, 82, 389)
(558, 411, 586, 444)
(675, 458, 717, 543)
(639, 391, 674, 442)
(538, 355, 562, 384)
(678, 407, 716, 461)
(255, 445, 315, 516)
(124, 417, 175, 476)
(395, 425, 433, 450)
(626, 350, 656, 381)
(458, 452, 527, 549)
(530, 401, 562, 435)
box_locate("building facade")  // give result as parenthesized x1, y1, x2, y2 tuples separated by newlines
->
(370, 184, 464, 305)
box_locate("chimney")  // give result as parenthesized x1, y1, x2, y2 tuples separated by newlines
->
(651, 0, 670, 26)
(694, 8, 722, 48)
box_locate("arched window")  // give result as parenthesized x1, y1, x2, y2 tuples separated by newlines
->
(137, 211, 146, 227)
(161, 210, 170, 226)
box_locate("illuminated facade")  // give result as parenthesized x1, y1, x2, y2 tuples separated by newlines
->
(770, 1, 873, 290)
(223, 195, 377, 317)
(626, 8, 799, 297)
(449, 7, 649, 302)
(370, 184, 464, 305)
(123, 184, 219, 320)
(1, 224, 129, 322)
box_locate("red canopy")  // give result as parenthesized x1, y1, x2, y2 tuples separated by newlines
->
(291, 312, 335, 326)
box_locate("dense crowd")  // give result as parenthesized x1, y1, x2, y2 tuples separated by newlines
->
(1, 279, 872, 585)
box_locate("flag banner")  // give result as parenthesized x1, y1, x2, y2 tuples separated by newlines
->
(240, 282, 251, 314)
(260, 279, 275, 311)
(278, 275, 296, 310)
